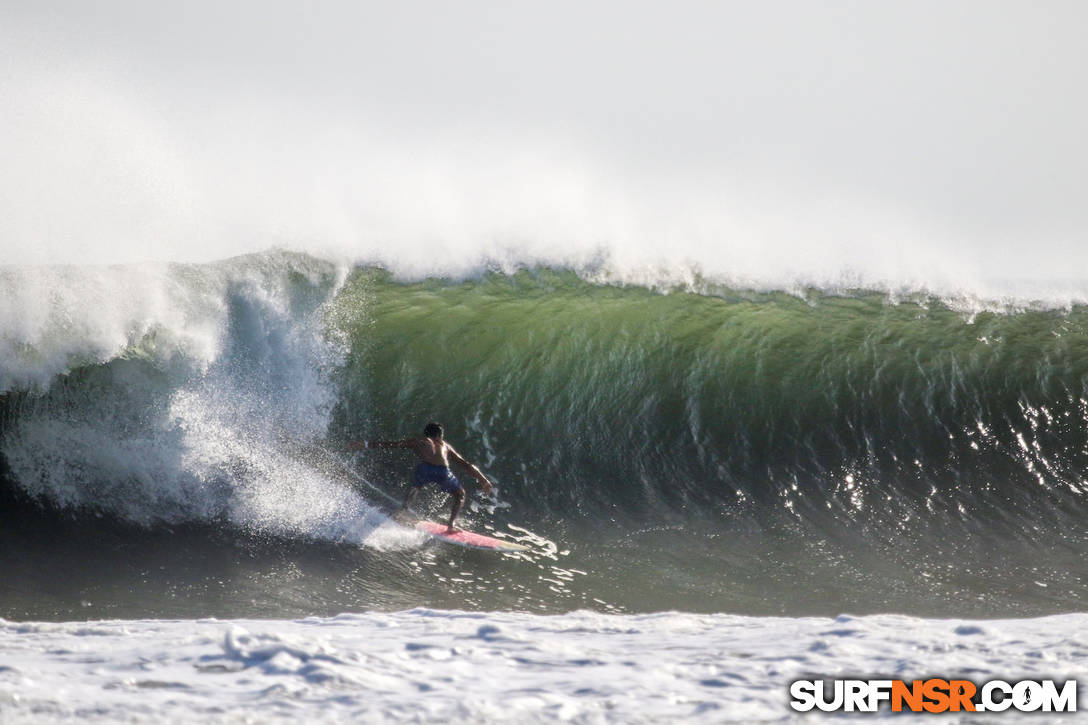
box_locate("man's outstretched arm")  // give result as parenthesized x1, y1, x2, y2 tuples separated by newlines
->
(447, 446, 494, 495)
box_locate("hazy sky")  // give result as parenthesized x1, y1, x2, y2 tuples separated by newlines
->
(2, 1, 1086, 287)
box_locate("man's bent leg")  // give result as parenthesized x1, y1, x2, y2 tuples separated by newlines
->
(446, 488, 465, 532)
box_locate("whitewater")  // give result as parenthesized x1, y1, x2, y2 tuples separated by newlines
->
(3, 610, 1086, 724)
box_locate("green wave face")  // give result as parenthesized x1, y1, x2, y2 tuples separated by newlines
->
(334, 269, 1088, 531)
(320, 268, 1088, 615)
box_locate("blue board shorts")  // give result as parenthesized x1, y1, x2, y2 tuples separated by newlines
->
(414, 462, 463, 495)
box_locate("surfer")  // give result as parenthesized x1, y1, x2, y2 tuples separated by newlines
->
(347, 422, 493, 532)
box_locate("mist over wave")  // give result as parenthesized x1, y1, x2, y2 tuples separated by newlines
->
(4, 13, 1087, 300)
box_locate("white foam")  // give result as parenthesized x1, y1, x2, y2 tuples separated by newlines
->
(0, 252, 399, 543)
(0, 254, 345, 394)
(0, 609, 1084, 723)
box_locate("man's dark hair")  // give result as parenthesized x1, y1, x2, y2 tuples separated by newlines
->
(423, 422, 443, 438)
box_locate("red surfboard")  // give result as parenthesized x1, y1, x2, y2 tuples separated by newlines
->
(415, 521, 529, 551)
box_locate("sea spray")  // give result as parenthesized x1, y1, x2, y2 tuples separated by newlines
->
(0, 252, 383, 539)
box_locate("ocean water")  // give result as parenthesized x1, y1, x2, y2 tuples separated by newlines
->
(2, 250, 1088, 721)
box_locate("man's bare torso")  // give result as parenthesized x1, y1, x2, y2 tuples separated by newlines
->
(411, 437, 452, 467)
